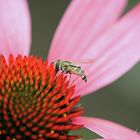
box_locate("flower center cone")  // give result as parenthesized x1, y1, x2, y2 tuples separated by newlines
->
(0, 55, 84, 140)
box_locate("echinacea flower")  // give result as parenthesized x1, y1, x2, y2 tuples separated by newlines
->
(0, 0, 140, 140)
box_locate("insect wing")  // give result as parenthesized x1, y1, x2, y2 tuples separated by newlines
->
(67, 58, 95, 65)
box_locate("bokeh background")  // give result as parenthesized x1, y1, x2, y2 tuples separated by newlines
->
(28, 0, 140, 139)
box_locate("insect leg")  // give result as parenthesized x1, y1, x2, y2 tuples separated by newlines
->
(71, 76, 79, 84)
(67, 73, 71, 82)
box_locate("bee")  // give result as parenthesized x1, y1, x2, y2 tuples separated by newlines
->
(52, 60, 87, 82)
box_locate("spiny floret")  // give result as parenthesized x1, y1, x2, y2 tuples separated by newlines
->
(0, 55, 83, 140)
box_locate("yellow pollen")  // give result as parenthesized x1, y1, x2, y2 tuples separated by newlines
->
(63, 113, 67, 117)
(25, 62, 29, 66)
(51, 130, 54, 134)
(63, 94, 66, 97)
(38, 134, 43, 137)
(12, 138, 16, 140)
(0, 130, 2, 135)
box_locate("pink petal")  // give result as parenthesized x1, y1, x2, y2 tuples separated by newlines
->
(48, 0, 127, 61)
(0, 0, 31, 59)
(73, 4, 140, 96)
(91, 139, 114, 140)
(73, 117, 140, 139)
(91, 139, 116, 140)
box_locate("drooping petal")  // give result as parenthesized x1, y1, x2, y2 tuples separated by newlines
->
(48, 0, 127, 61)
(73, 117, 140, 139)
(73, 4, 140, 96)
(0, 0, 31, 60)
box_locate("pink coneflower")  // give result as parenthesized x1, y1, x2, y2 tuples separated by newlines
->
(0, 0, 140, 140)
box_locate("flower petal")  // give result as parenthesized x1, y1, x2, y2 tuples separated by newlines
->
(0, 0, 31, 59)
(48, 0, 127, 61)
(73, 4, 140, 96)
(91, 139, 114, 140)
(73, 117, 140, 139)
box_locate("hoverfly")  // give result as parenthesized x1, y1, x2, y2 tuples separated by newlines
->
(52, 60, 87, 82)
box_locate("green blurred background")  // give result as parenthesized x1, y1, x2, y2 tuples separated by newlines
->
(28, 0, 140, 139)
